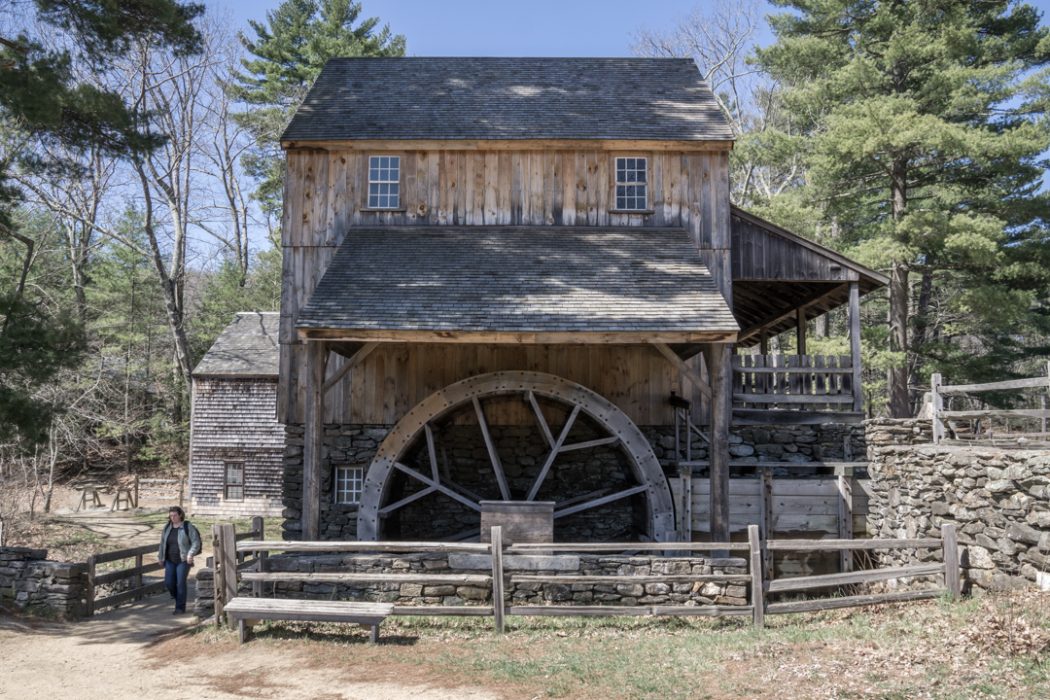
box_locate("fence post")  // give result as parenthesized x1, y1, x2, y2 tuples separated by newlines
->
(942, 523, 961, 599)
(759, 469, 774, 576)
(85, 555, 96, 617)
(212, 524, 224, 627)
(836, 467, 854, 573)
(134, 552, 144, 601)
(748, 524, 764, 628)
(178, 477, 185, 508)
(251, 516, 266, 598)
(490, 526, 505, 633)
(931, 373, 944, 444)
(133, 475, 139, 508)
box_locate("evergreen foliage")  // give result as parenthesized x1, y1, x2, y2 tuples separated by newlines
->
(227, 0, 405, 219)
(758, 0, 1050, 416)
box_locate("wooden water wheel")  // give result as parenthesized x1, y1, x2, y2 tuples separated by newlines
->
(356, 371, 675, 542)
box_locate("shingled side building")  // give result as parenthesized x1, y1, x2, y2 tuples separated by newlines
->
(278, 58, 887, 543)
(190, 312, 284, 518)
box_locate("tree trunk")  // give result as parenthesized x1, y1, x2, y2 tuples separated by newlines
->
(887, 159, 911, 418)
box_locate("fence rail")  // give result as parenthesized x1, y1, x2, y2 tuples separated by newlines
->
(932, 364, 1050, 444)
(214, 521, 961, 633)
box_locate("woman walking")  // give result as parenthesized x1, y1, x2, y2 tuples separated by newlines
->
(158, 506, 202, 614)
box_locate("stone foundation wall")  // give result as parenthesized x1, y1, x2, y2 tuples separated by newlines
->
(868, 444, 1050, 592)
(282, 422, 870, 539)
(0, 547, 88, 618)
(194, 551, 748, 617)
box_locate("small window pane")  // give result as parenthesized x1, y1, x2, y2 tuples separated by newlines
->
(614, 157, 648, 210)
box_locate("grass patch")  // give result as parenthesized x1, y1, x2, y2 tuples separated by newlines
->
(167, 593, 1050, 700)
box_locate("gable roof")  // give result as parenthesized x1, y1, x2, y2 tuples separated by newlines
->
(281, 57, 734, 144)
(295, 226, 739, 343)
(193, 312, 279, 378)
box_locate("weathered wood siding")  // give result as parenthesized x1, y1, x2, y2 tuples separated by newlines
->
(280, 148, 732, 426)
(731, 215, 859, 282)
(190, 377, 285, 516)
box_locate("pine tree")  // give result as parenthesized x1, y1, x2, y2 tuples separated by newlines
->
(227, 0, 405, 219)
(758, 0, 1050, 416)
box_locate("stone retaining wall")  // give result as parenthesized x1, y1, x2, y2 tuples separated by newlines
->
(867, 444, 1050, 592)
(194, 552, 748, 618)
(0, 547, 88, 618)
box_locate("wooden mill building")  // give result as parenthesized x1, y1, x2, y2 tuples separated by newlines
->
(278, 57, 887, 543)
(190, 312, 285, 517)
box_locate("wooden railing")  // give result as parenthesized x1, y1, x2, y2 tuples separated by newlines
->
(86, 543, 166, 615)
(932, 364, 1050, 444)
(216, 523, 961, 632)
(733, 354, 861, 412)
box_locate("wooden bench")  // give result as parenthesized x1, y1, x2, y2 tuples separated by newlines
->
(224, 597, 394, 644)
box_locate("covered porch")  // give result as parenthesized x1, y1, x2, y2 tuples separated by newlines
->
(729, 208, 888, 426)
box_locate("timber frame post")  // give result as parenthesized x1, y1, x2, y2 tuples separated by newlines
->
(708, 343, 732, 543)
(302, 341, 329, 540)
(849, 282, 863, 413)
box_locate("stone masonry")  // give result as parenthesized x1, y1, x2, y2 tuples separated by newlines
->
(0, 547, 88, 618)
(868, 443, 1050, 592)
(194, 551, 748, 618)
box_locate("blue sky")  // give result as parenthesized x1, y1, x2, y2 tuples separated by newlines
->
(216, 0, 1050, 56)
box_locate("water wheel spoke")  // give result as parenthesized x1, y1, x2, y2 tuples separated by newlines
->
(473, 397, 511, 500)
(526, 391, 555, 449)
(379, 486, 437, 516)
(559, 436, 619, 453)
(393, 461, 481, 512)
(424, 423, 440, 482)
(554, 484, 648, 519)
(526, 404, 581, 501)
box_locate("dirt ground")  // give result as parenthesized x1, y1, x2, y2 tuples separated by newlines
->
(0, 598, 502, 700)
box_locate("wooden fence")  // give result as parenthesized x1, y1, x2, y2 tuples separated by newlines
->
(215, 522, 960, 632)
(86, 543, 165, 615)
(932, 363, 1050, 445)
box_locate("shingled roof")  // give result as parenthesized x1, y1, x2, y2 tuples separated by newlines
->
(193, 312, 279, 378)
(295, 227, 738, 341)
(281, 57, 734, 143)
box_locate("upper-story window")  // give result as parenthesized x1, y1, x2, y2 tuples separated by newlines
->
(614, 157, 648, 211)
(368, 155, 401, 209)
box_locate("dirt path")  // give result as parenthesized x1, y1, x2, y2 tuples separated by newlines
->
(0, 597, 502, 700)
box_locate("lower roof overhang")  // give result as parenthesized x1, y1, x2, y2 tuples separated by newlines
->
(295, 225, 740, 345)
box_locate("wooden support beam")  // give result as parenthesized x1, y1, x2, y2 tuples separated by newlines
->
(708, 343, 731, 543)
(650, 341, 712, 399)
(837, 472, 854, 572)
(323, 342, 378, 394)
(848, 282, 863, 413)
(490, 526, 505, 633)
(748, 524, 764, 628)
(942, 523, 961, 599)
(302, 342, 328, 541)
(796, 307, 807, 355)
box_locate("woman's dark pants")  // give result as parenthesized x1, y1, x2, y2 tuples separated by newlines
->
(164, 560, 191, 612)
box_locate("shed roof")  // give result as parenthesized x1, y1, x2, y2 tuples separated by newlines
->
(281, 57, 734, 144)
(193, 312, 279, 378)
(296, 226, 738, 343)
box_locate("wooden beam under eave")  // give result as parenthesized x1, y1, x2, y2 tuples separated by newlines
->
(650, 341, 712, 400)
(281, 138, 735, 152)
(299, 329, 738, 345)
(707, 343, 731, 544)
(738, 283, 848, 343)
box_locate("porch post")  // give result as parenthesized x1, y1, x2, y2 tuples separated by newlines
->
(709, 342, 731, 543)
(302, 341, 328, 540)
(796, 307, 807, 355)
(849, 282, 863, 412)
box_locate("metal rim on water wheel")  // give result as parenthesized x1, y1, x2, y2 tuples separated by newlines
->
(356, 371, 675, 541)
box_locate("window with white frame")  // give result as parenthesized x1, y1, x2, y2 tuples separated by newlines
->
(334, 465, 364, 505)
(368, 155, 401, 209)
(614, 157, 648, 211)
(224, 462, 244, 501)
